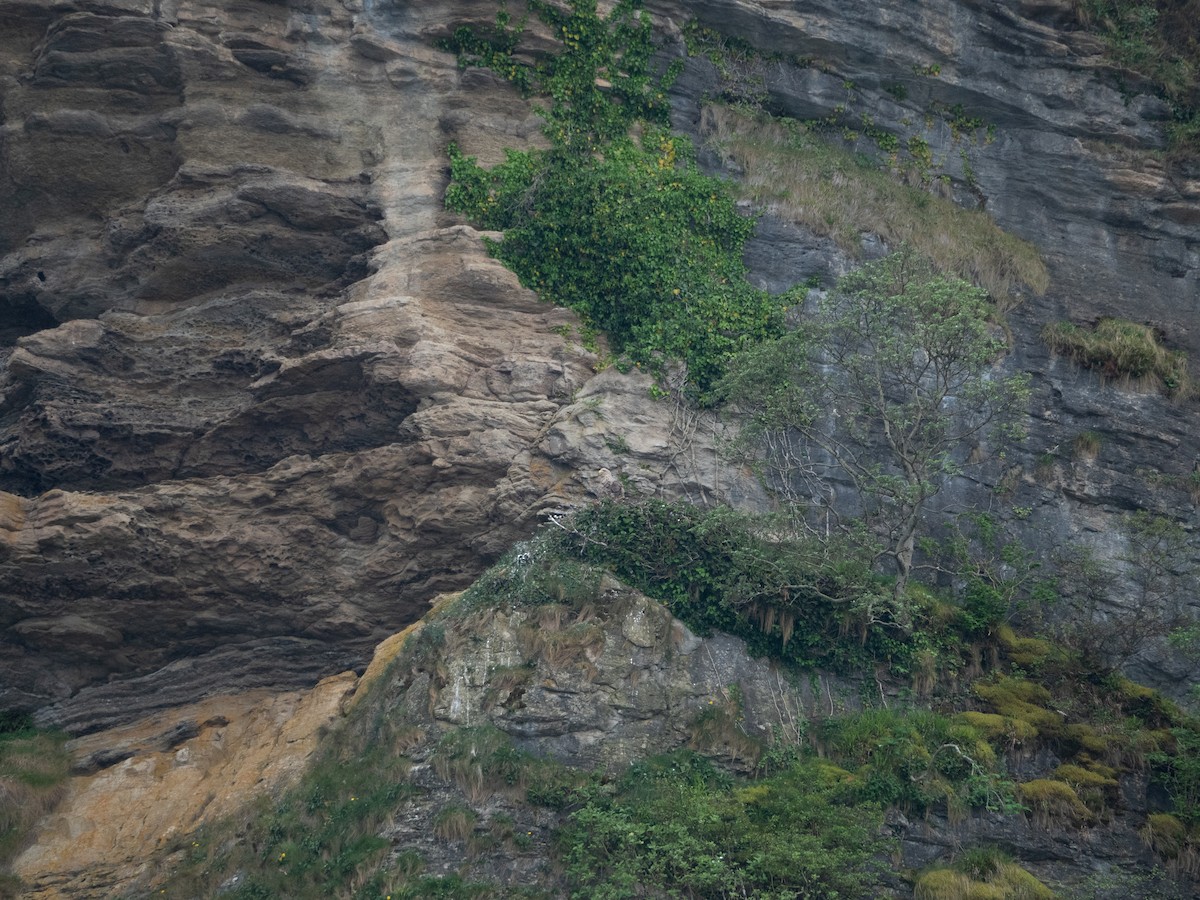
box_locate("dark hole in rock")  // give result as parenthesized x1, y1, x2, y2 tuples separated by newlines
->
(0, 294, 59, 346)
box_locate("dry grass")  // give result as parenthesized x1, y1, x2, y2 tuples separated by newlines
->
(1072, 430, 1102, 460)
(1043, 318, 1194, 399)
(1141, 812, 1200, 878)
(0, 730, 71, 871)
(432, 804, 477, 843)
(701, 105, 1049, 306)
(518, 617, 606, 670)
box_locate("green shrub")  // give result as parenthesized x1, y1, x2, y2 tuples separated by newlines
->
(558, 751, 888, 899)
(1151, 716, 1200, 826)
(442, 1, 783, 390)
(817, 708, 1018, 816)
(565, 499, 974, 676)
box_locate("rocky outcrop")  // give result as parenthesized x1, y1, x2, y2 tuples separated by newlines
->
(0, 0, 758, 730)
(22, 582, 1189, 897)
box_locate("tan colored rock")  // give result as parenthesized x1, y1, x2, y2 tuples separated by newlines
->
(13, 673, 357, 898)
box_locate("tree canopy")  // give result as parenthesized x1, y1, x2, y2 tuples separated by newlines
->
(720, 249, 1030, 627)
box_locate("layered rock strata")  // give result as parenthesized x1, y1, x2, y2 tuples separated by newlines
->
(0, 0, 750, 731)
(0, 0, 1197, 794)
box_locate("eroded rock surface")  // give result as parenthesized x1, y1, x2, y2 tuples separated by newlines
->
(1, 0, 756, 731)
(12, 672, 358, 898)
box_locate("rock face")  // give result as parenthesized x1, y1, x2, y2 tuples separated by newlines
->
(0, 0, 757, 731)
(1, 0, 1199, 890)
(12, 672, 358, 898)
(661, 0, 1200, 341)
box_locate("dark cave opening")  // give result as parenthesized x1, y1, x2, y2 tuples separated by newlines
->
(0, 294, 59, 347)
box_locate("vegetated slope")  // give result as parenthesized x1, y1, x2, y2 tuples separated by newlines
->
(132, 520, 1199, 898)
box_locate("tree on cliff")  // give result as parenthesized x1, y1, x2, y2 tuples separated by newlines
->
(719, 249, 1030, 629)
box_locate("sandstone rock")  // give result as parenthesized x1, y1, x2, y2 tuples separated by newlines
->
(0, 0, 750, 730)
(12, 672, 357, 898)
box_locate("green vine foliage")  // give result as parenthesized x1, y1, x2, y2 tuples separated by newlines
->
(441, 0, 783, 391)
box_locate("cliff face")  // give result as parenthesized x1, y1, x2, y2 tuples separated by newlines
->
(2, 0, 1199, 894)
(0, 0, 748, 733)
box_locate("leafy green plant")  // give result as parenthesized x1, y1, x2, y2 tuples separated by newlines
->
(558, 751, 888, 899)
(1151, 717, 1200, 828)
(921, 511, 1054, 638)
(816, 708, 1019, 817)
(442, 1, 782, 391)
(1074, 0, 1200, 154)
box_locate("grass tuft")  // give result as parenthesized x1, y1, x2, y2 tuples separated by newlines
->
(0, 725, 71, 885)
(1018, 779, 1093, 828)
(1043, 317, 1193, 399)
